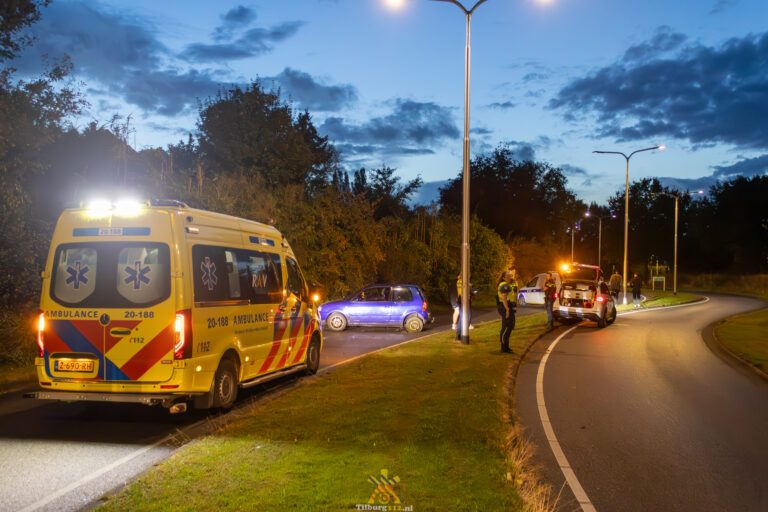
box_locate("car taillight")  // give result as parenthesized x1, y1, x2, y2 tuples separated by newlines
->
(174, 310, 193, 359)
(596, 295, 605, 303)
(422, 301, 428, 312)
(37, 312, 45, 357)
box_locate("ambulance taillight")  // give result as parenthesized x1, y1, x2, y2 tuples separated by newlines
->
(37, 312, 45, 357)
(174, 310, 193, 359)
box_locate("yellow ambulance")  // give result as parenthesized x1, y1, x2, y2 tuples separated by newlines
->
(29, 199, 322, 412)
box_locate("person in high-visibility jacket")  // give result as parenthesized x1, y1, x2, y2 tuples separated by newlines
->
(544, 272, 558, 330)
(497, 269, 518, 353)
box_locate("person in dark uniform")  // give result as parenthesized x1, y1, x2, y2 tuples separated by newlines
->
(544, 272, 557, 330)
(497, 270, 517, 353)
(630, 273, 643, 308)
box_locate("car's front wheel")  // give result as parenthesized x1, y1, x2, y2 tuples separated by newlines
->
(404, 314, 424, 333)
(518, 294, 527, 306)
(326, 312, 347, 331)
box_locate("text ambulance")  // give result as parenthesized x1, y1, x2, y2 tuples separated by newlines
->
(28, 200, 322, 412)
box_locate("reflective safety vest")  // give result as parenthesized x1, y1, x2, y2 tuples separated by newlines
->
(497, 280, 512, 303)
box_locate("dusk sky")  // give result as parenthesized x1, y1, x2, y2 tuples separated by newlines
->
(13, 0, 768, 203)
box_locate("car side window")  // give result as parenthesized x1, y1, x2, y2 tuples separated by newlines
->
(599, 283, 610, 295)
(285, 257, 308, 301)
(526, 277, 538, 288)
(363, 287, 390, 302)
(391, 287, 413, 302)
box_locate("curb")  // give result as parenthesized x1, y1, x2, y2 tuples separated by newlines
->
(708, 310, 768, 383)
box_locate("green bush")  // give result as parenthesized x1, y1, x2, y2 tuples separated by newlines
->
(0, 305, 36, 366)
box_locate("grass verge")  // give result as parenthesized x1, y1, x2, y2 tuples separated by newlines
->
(714, 308, 768, 376)
(0, 363, 36, 394)
(100, 315, 549, 512)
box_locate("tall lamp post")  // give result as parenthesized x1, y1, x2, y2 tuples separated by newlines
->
(652, 190, 703, 295)
(430, 0, 490, 344)
(593, 145, 664, 304)
(584, 211, 616, 270)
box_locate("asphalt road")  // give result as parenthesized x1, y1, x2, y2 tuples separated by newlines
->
(0, 305, 531, 512)
(515, 294, 768, 512)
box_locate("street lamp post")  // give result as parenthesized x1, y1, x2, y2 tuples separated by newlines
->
(584, 211, 616, 270)
(430, 0, 489, 344)
(653, 190, 703, 295)
(593, 146, 664, 304)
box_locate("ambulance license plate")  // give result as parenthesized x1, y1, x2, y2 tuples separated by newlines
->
(55, 359, 94, 372)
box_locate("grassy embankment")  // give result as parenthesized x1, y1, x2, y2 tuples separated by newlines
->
(99, 292, 702, 512)
(681, 274, 768, 376)
(100, 315, 552, 512)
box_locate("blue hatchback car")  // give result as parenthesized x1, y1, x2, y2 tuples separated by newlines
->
(318, 284, 434, 333)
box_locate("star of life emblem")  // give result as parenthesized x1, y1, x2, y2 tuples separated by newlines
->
(201, 257, 218, 291)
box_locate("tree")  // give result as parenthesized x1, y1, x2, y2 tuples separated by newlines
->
(0, 0, 49, 61)
(439, 144, 583, 243)
(197, 83, 337, 189)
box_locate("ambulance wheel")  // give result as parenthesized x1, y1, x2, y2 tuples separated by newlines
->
(326, 312, 347, 331)
(404, 314, 424, 333)
(212, 359, 238, 409)
(305, 338, 321, 375)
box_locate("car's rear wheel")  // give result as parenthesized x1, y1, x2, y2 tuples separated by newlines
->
(518, 294, 526, 306)
(404, 314, 424, 333)
(607, 305, 617, 325)
(597, 307, 607, 328)
(212, 359, 238, 409)
(326, 312, 347, 331)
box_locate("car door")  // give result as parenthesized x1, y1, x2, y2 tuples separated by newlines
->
(388, 286, 414, 325)
(347, 286, 391, 325)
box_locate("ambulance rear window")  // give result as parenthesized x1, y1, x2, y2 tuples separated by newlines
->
(51, 243, 170, 308)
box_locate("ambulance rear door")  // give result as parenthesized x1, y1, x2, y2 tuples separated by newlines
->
(47, 238, 175, 383)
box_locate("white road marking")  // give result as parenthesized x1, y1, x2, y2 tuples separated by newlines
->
(18, 435, 171, 512)
(535, 296, 710, 512)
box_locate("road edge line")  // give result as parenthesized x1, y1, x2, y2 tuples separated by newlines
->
(532, 295, 710, 512)
(18, 435, 171, 512)
(535, 325, 597, 512)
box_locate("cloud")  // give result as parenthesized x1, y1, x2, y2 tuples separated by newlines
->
(13, 1, 227, 116)
(550, 31, 768, 150)
(185, 21, 304, 62)
(712, 154, 768, 177)
(559, 164, 603, 188)
(622, 26, 687, 62)
(270, 68, 357, 111)
(486, 100, 516, 110)
(213, 5, 258, 41)
(319, 99, 459, 157)
(470, 127, 493, 136)
(710, 0, 739, 15)
(657, 176, 719, 193)
(15, 1, 166, 81)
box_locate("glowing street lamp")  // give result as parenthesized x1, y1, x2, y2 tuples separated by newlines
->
(593, 145, 664, 304)
(386, 0, 553, 343)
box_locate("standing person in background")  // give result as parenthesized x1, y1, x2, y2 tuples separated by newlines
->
(496, 270, 517, 353)
(544, 272, 557, 330)
(630, 273, 643, 308)
(455, 274, 474, 340)
(609, 270, 622, 299)
(450, 273, 460, 330)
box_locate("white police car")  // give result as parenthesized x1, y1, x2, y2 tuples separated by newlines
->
(554, 263, 617, 328)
